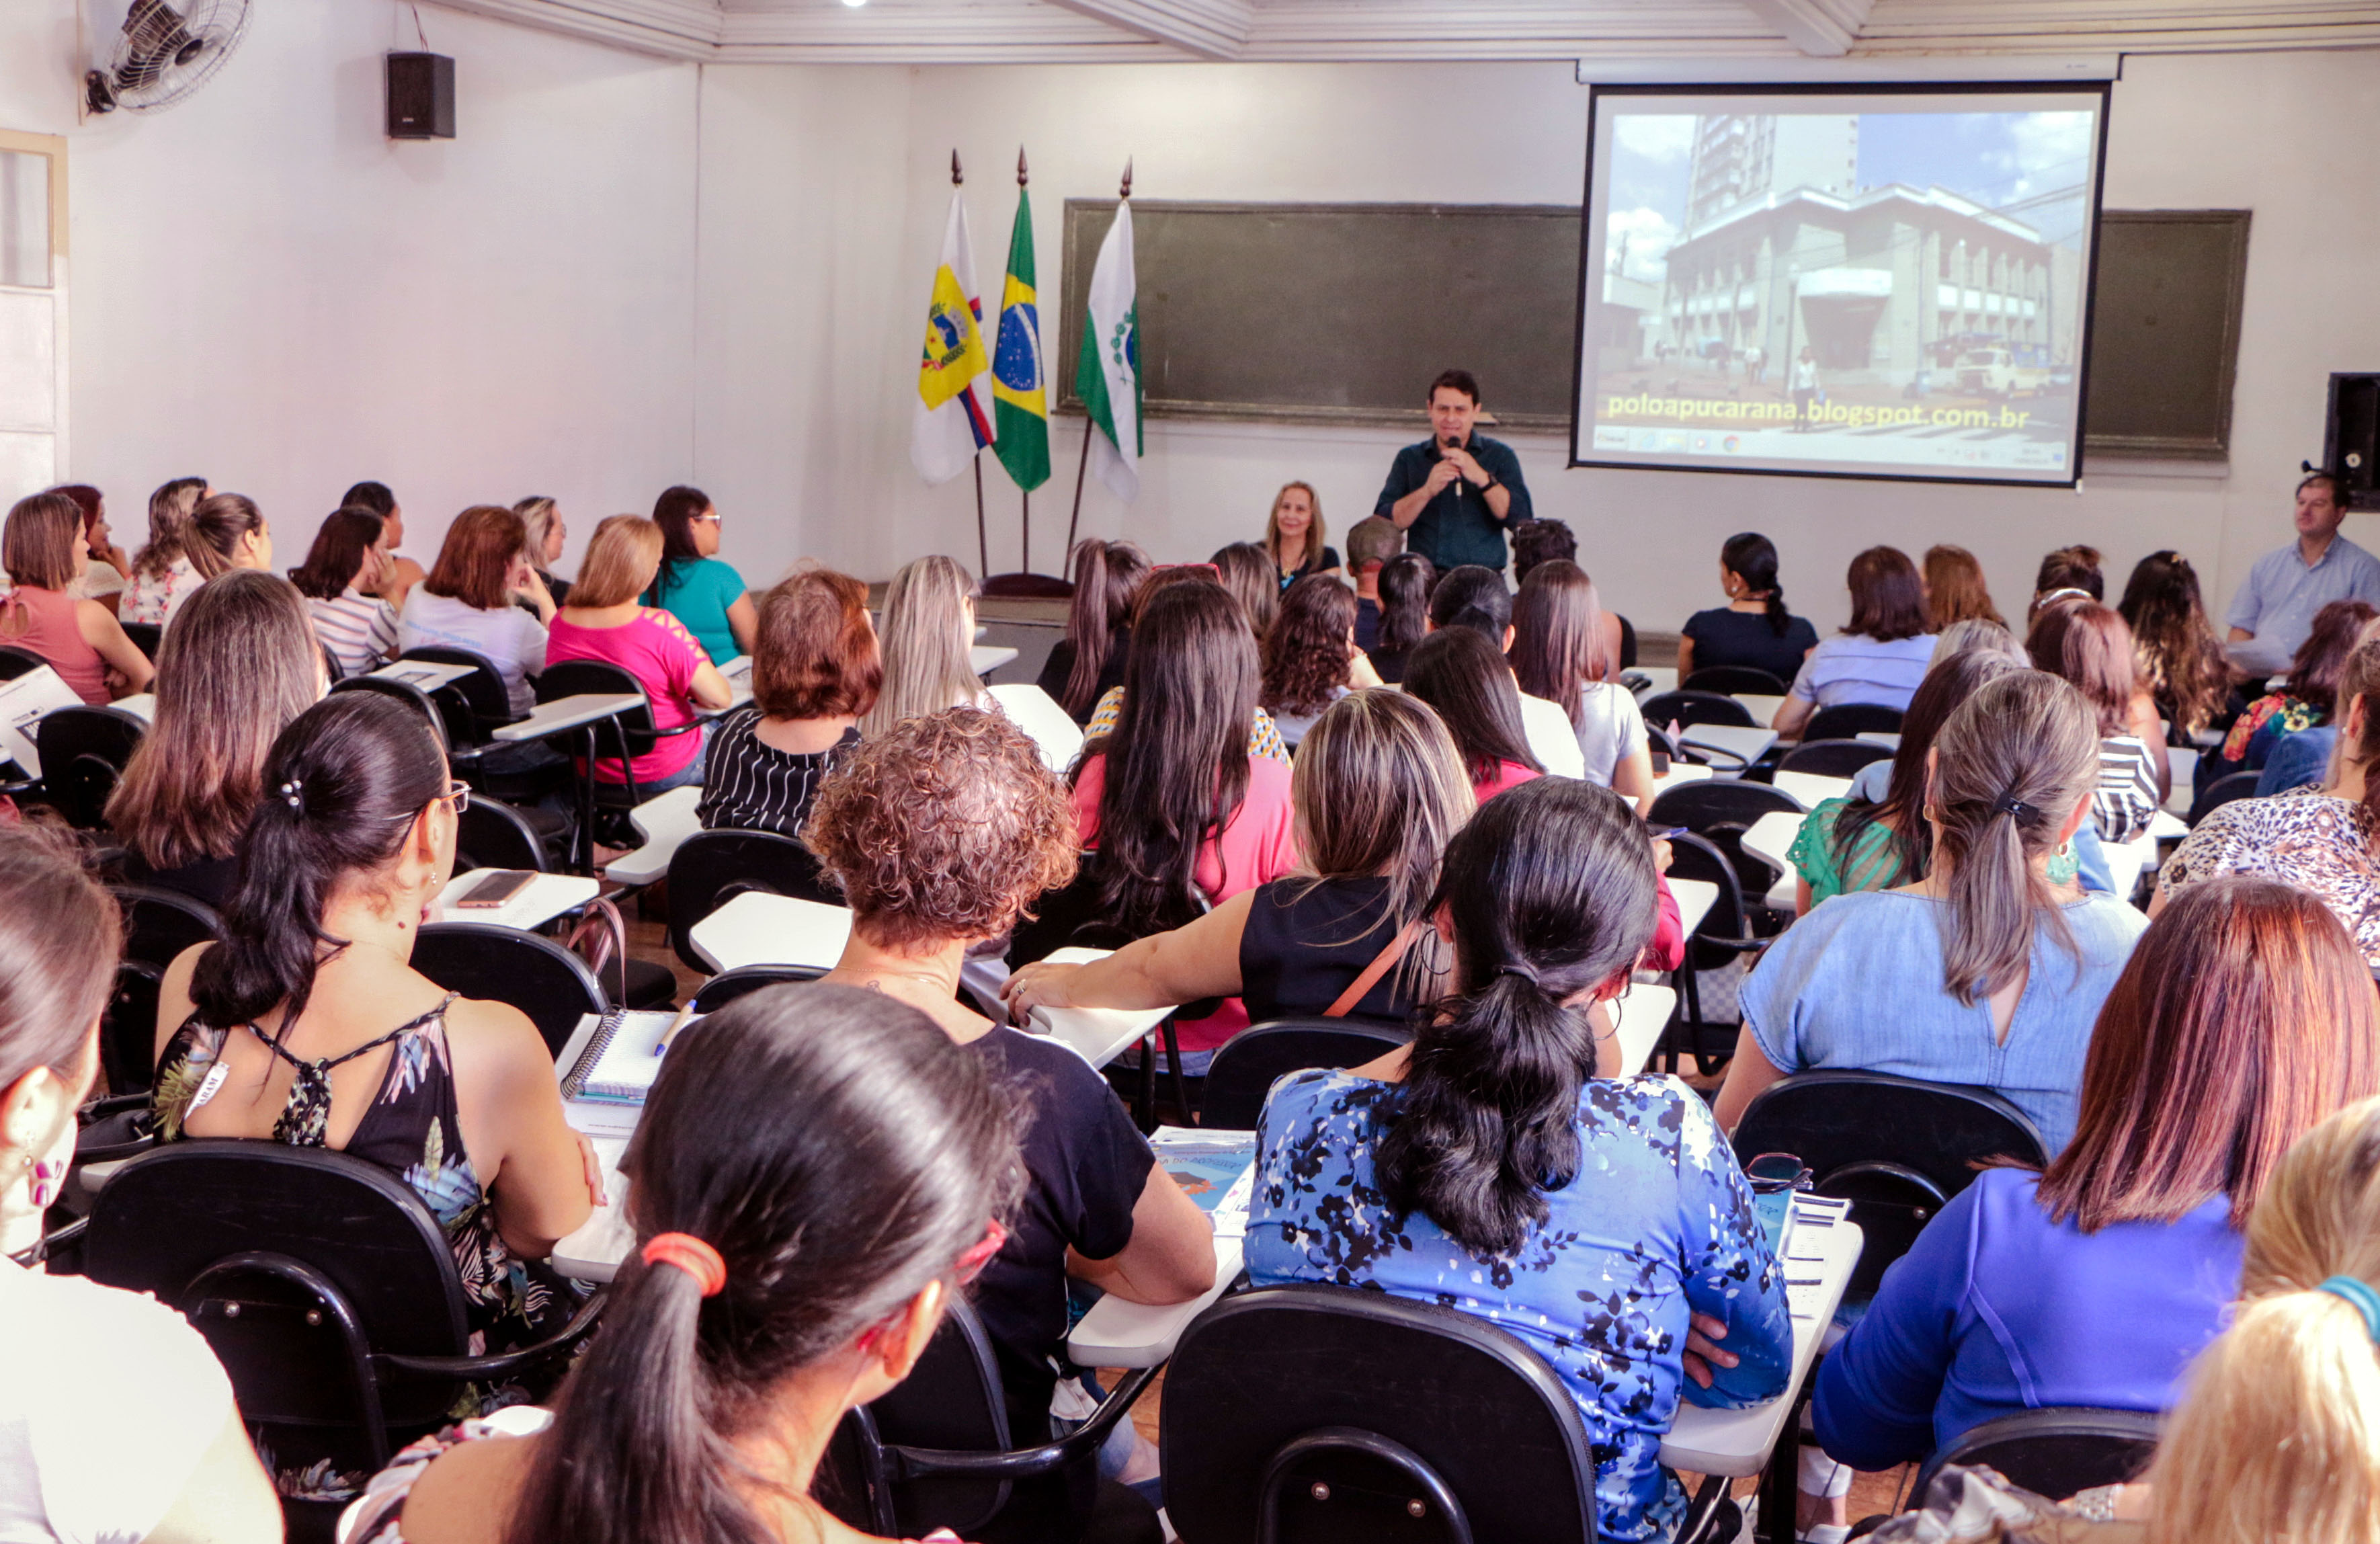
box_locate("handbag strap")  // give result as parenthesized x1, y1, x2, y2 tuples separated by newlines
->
(1323, 919, 1425, 1019)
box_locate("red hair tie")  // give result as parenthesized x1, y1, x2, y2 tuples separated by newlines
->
(641, 1231, 727, 1297)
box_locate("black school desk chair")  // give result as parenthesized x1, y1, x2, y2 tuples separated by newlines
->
(0, 643, 47, 678)
(118, 622, 163, 661)
(100, 884, 222, 1096)
(1803, 702, 1904, 742)
(1732, 1070, 2047, 1299)
(690, 963, 828, 1012)
(1682, 664, 1790, 697)
(331, 674, 450, 753)
(1161, 1282, 1671, 1544)
(35, 703, 146, 828)
(411, 920, 608, 1059)
(535, 657, 703, 839)
(399, 645, 517, 730)
(82, 1141, 604, 1544)
(2187, 768, 2261, 827)
(1657, 831, 1783, 1077)
(665, 828, 841, 975)
(1776, 738, 1895, 780)
(1200, 1018, 1411, 1132)
(827, 1293, 1163, 1544)
(1639, 689, 1756, 731)
(1907, 1406, 2162, 1508)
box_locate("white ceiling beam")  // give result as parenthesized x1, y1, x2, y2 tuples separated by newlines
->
(432, 0, 722, 60)
(1738, 0, 1877, 55)
(1036, 0, 1254, 58)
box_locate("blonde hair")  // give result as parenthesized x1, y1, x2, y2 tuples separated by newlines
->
(571, 515, 663, 610)
(2145, 1096, 2380, 1544)
(516, 496, 561, 574)
(861, 555, 981, 739)
(1265, 482, 1329, 577)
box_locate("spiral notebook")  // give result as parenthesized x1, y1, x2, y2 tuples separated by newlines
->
(560, 1009, 690, 1106)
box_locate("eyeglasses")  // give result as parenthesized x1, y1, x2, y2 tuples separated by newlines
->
(434, 780, 470, 816)
(691, 511, 723, 526)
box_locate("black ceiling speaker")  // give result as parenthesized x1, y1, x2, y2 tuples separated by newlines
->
(386, 52, 454, 140)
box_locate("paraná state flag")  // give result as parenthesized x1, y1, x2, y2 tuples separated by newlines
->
(991, 187, 1050, 493)
(1073, 201, 1141, 503)
(911, 188, 995, 485)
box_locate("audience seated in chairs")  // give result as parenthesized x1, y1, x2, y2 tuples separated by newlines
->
(399, 504, 554, 717)
(2209, 596, 2375, 784)
(546, 514, 732, 795)
(1720, 672, 2149, 1154)
(862, 554, 986, 739)
(1803, 878, 2380, 1530)
(1364, 548, 1433, 684)
(1036, 536, 1147, 724)
(1678, 531, 1819, 686)
(339, 985, 1021, 1544)
(1772, 545, 1936, 737)
(1422, 563, 1588, 776)
(0, 489, 151, 704)
(699, 565, 879, 839)
(2025, 598, 2171, 840)
(1510, 558, 1654, 808)
(1258, 573, 1380, 749)
(1247, 776, 1791, 1544)
(0, 825, 282, 1544)
(1083, 565, 1289, 761)
(151, 694, 598, 1386)
(288, 505, 401, 678)
(106, 569, 325, 907)
(1006, 689, 1472, 1046)
(1403, 625, 1545, 805)
(1865, 1092, 2380, 1541)
(805, 708, 1215, 1533)
(2160, 635, 2380, 967)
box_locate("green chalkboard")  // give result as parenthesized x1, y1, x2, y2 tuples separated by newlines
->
(1059, 200, 1583, 432)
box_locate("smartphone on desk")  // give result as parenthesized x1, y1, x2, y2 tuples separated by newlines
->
(456, 869, 536, 909)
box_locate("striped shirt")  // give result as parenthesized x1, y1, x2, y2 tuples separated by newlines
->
(2093, 734, 2164, 846)
(697, 710, 857, 839)
(309, 589, 400, 678)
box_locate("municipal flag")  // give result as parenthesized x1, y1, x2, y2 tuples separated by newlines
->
(991, 187, 1051, 493)
(1073, 201, 1141, 503)
(911, 189, 995, 485)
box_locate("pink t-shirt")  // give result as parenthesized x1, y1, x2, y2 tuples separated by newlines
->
(545, 608, 707, 783)
(1, 586, 107, 706)
(1071, 751, 1301, 1053)
(1472, 760, 1543, 805)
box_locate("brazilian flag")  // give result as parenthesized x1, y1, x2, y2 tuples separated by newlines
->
(991, 188, 1051, 492)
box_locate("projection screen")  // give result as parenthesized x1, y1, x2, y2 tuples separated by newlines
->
(1572, 83, 2111, 487)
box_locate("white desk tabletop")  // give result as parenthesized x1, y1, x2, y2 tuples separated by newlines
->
(372, 659, 477, 691)
(1856, 731, 1902, 750)
(1661, 1196, 1862, 1476)
(716, 655, 753, 712)
(1771, 770, 1850, 810)
(688, 891, 855, 975)
(603, 785, 703, 887)
(1629, 667, 1678, 700)
(1649, 762, 1714, 797)
(111, 693, 156, 722)
(1021, 947, 1174, 1068)
(431, 870, 599, 931)
(972, 643, 1020, 676)
(1680, 723, 1779, 764)
(1668, 879, 1716, 942)
(491, 692, 645, 742)
(2102, 809, 2190, 902)
(1742, 810, 1809, 911)
(1735, 693, 1787, 727)
(1612, 983, 1674, 1078)
(985, 683, 1088, 777)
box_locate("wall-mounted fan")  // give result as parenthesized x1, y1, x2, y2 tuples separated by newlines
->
(83, 0, 251, 116)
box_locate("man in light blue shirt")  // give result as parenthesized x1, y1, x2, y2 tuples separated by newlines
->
(2225, 471, 2380, 672)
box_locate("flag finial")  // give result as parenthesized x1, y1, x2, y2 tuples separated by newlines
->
(1119, 159, 1133, 199)
(1017, 147, 1029, 186)
(950, 149, 963, 186)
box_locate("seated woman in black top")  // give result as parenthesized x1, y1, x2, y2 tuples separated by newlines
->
(698, 567, 878, 839)
(1035, 536, 1146, 723)
(1678, 531, 1819, 686)
(804, 706, 1215, 1541)
(108, 569, 325, 907)
(1006, 689, 1473, 1034)
(1365, 549, 1434, 684)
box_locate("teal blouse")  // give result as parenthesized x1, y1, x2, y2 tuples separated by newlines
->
(641, 555, 745, 664)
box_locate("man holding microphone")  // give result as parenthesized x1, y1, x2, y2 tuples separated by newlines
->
(1375, 369, 1534, 574)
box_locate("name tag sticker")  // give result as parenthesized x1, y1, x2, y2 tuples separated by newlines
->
(187, 1060, 231, 1113)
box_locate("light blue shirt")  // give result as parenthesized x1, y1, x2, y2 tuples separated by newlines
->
(1787, 633, 1937, 713)
(1845, 763, 2117, 895)
(2225, 534, 2380, 661)
(1741, 889, 2148, 1153)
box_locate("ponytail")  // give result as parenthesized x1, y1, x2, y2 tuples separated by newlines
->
(1061, 538, 1148, 719)
(1377, 779, 1655, 1257)
(184, 493, 263, 581)
(134, 477, 206, 581)
(505, 985, 1022, 1544)
(1720, 531, 1792, 638)
(189, 694, 447, 1032)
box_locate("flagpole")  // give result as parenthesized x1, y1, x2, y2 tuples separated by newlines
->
(1067, 157, 1131, 559)
(950, 148, 992, 579)
(1017, 146, 1032, 579)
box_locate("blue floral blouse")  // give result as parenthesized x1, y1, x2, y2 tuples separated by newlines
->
(1249, 1069, 1793, 1543)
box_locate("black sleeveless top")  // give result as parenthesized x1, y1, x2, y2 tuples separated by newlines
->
(1237, 877, 1416, 1028)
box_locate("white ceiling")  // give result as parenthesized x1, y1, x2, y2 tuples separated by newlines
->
(442, 0, 2380, 65)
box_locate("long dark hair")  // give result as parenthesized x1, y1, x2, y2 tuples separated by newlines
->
(190, 694, 448, 1032)
(505, 984, 1022, 1544)
(1509, 559, 1611, 727)
(2118, 551, 2227, 737)
(651, 485, 712, 581)
(339, 481, 396, 519)
(1075, 580, 1258, 933)
(1262, 573, 1358, 717)
(1403, 626, 1541, 785)
(1377, 778, 1658, 1256)
(1832, 649, 2024, 887)
(1721, 532, 1792, 637)
(2284, 599, 2377, 715)
(287, 508, 385, 601)
(1375, 551, 1435, 655)
(1061, 538, 1148, 718)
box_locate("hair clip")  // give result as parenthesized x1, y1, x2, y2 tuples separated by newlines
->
(279, 778, 304, 810)
(1990, 791, 2033, 819)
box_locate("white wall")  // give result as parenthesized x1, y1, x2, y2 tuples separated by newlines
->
(0, 0, 698, 575)
(700, 49, 2380, 637)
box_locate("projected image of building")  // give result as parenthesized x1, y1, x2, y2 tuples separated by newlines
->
(1651, 114, 2077, 391)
